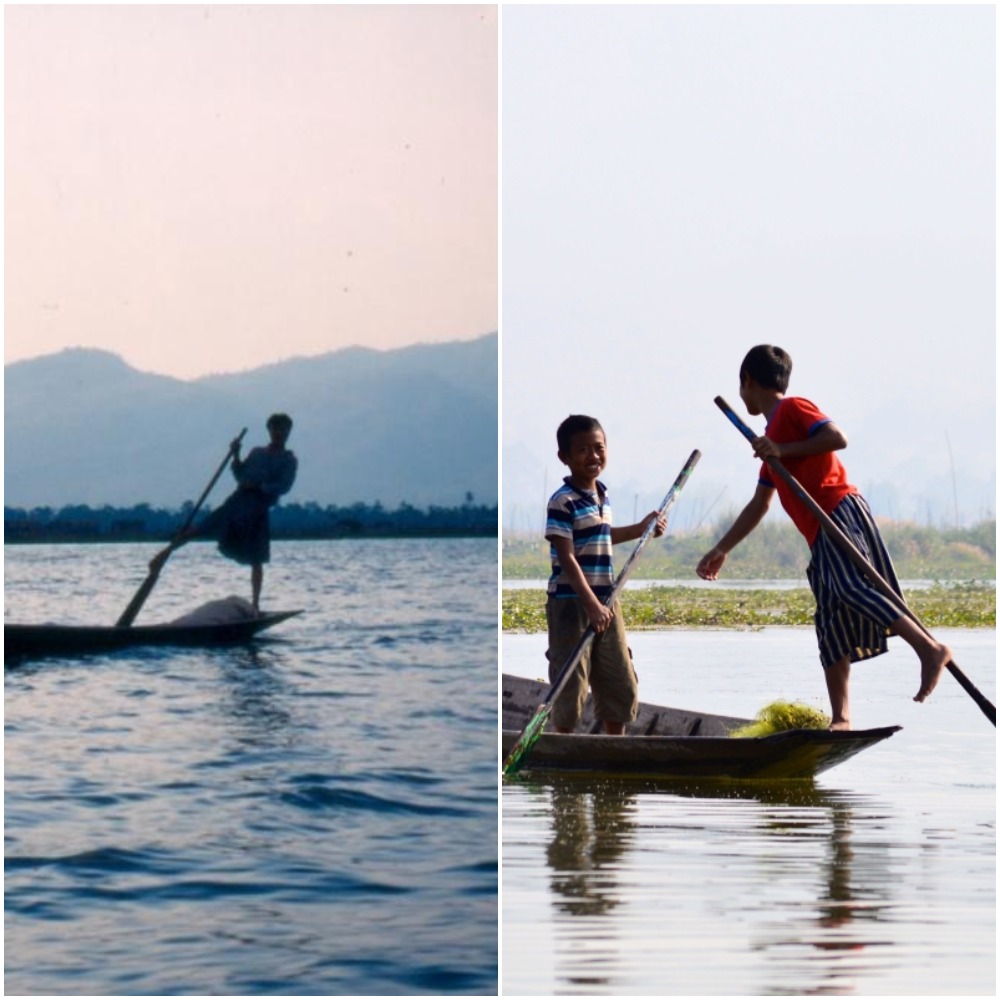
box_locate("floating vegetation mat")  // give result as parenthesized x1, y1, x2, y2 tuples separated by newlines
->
(729, 700, 831, 738)
(501, 584, 996, 632)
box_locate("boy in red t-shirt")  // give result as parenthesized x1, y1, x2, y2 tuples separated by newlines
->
(697, 345, 951, 729)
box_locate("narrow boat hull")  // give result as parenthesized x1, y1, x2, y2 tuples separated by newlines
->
(4, 611, 302, 662)
(501, 727, 899, 780)
(502, 673, 900, 780)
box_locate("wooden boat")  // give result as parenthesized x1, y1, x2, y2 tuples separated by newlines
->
(502, 673, 901, 780)
(5, 611, 302, 662)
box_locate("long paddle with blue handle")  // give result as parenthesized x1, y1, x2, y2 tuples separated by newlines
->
(502, 449, 702, 776)
(116, 429, 248, 628)
(714, 396, 995, 727)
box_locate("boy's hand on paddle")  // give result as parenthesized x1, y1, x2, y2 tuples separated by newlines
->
(697, 547, 727, 580)
(644, 510, 668, 538)
(584, 598, 614, 634)
(751, 435, 782, 460)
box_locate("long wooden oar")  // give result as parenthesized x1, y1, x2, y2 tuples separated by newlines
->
(715, 396, 995, 727)
(503, 449, 702, 776)
(115, 429, 247, 628)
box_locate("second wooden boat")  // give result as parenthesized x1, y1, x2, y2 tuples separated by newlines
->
(503, 673, 900, 780)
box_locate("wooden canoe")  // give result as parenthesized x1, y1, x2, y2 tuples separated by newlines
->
(502, 673, 901, 780)
(4, 611, 302, 662)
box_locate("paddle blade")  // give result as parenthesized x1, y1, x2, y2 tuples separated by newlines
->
(502, 704, 550, 777)
(945, 662, 996, 726)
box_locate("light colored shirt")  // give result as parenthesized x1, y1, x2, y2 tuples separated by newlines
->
(233, 446, 297, 505)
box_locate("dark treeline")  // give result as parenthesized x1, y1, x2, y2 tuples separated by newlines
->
(4, 500, 498, 543)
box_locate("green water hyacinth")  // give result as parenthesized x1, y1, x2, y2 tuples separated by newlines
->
(730, 700, 831, 738)
(501, 583, 995, 633)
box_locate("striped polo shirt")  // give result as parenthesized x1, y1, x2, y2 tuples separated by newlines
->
(545, 478, 615, 599)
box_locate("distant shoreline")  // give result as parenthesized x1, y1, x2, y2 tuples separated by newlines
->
(5, 528, 497, 544)
(4, 501, 498, 545)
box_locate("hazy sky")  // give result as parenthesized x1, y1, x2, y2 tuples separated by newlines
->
(5, 5, 497, 379)
(502, 5, 995, 530)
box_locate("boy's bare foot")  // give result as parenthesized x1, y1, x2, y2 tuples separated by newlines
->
(914, 642, 952, 702)
(828, 719, 851, 732)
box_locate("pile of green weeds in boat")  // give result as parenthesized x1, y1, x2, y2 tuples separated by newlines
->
(729, 700, 831, 737)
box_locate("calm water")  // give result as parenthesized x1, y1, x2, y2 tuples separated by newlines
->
(502, 628, 996, 996)
(502, 579, 990, 591)
(5, 539, 498, 995)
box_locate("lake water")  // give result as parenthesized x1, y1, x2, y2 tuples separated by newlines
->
(502, 579, 992, 591)
(502, 628, 996, 996)
(5, 538, 498, 995)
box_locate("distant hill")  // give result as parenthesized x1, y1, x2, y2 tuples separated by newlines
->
(4, 334, 498, 509)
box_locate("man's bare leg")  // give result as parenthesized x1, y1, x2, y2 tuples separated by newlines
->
(825, 657, 851, 730)
(149, 527, 198, 572)
(150, 537, 186, 572)
(251, 564, 263, 616)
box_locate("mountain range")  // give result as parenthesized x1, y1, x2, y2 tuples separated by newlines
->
(4, 334, 498, 510)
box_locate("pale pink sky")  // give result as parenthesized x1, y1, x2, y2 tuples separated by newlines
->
(4, 5, 497, 379)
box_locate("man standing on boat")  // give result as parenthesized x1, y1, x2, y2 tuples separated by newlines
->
(150, 413, 298, 615)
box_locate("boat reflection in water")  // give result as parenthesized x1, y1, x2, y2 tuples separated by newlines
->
(509, 775, 899, 995)
(502, 630, 995, 996)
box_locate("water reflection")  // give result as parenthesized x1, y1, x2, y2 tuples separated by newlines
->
(218, 648, 296, 741)
(546, 782, 636, 918)
(519, 775, 900, 995)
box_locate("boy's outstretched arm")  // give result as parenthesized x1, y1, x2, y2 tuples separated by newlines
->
(697, 484, 774, 580)
(610, 510, 667, 545)
(752, 422, 847, 461)
(549, 535, 614, 633)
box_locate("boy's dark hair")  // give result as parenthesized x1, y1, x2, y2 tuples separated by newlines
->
(267, 413, 293, 436)
(556, 414, 604, 455)
(740, 345, 792, 393)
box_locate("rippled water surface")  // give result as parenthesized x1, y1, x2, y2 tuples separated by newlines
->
(503, 628, 995, 996)
(6, 539, 498, 995)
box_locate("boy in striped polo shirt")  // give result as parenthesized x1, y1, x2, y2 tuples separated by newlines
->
(546, 414, 667, 734)
(696, 345, 951, 729)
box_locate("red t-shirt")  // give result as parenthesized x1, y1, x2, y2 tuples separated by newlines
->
(760, 397, 858, 546)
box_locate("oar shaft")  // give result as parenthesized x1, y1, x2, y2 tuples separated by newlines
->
(179, 428, 248, 535)
(714, 396, 995, 726)
(115, 429, 247, 628)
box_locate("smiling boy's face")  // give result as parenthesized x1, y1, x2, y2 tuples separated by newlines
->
(559, 429, 607, 489)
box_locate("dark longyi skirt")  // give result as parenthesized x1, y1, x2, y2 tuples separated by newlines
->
(198, 489, 271, 566)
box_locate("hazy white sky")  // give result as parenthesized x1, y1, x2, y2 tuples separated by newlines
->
(502, 5, 995, 529)
(5, 5, 497, 379)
